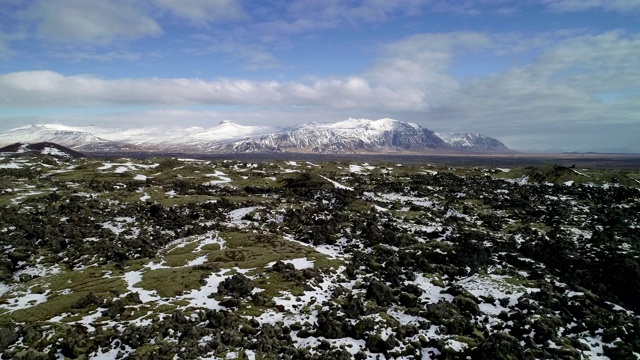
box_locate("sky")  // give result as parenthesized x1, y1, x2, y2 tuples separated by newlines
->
(0, 0, 639, 152)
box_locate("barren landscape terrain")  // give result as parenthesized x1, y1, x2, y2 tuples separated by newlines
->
(1, 151, 639, 359)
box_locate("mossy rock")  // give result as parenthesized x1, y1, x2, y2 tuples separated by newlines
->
(453, 295, 480, 316)
(472, 332, 530, 360)
(217, 273, 253, 297)
(349, 317, 376, 339)
(11, 348, 49, 360)
(72, 292, 104, 309)
(366, 333, 396, 354)
(0, 327, 19, 352)
(399, 292, 419, 308)
(365, 279, 394, 307)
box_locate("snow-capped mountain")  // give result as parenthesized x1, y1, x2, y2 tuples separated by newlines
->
(0, 125, 135, 152)
(220, 118, 448, 153)
(90, 120, 280, 151)
(0, 120, 512, 154)
(436, 132, 510, 152)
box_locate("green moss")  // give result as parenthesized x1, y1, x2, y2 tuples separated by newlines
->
(1, 268, 126, 322)
(504, 222, 551, 234)
(200, 244, 221, 251)
(155, 195, 219, 207)
(502, 277, 536, 287)
(252, 272, 303, 300)
(451, 335, 478, 347)
(204, 231, 333, 270)
(138, 267, 209, 298)
(163, 239, 202, 267)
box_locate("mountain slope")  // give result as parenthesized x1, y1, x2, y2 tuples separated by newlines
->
(90, 120, 281, 151)
(436, 132, 510, 152)
(0, 125, 136, 152)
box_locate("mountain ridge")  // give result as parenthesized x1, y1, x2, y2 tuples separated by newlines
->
(0, 119, 511, 154)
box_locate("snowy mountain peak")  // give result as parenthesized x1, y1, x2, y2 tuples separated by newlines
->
(301, 118, 411, 131)
(16, 124, 88, 132)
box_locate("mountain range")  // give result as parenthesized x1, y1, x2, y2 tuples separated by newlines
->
(0, 119, 511, 154)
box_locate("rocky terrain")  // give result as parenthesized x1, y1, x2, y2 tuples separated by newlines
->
(0, 152, 639, 359)
(0, 119, 510, 154)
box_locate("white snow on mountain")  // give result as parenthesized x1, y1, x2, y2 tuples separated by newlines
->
(223, 118, 446, 153)
(0, 125, 112, 149)
(91, 120, 279, 149)
(300, 118, 419, 131)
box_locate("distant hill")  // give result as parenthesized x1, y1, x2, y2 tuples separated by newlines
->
(0, 142, 85, 158)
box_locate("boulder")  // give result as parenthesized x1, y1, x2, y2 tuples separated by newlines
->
(0, 327, 19, 352)
(217, 273, 253, 297)
(365, 279, 394, 307)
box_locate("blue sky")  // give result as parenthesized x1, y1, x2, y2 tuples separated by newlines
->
(1, 0, 639, 152)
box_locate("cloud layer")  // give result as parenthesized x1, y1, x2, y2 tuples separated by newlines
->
(1, 1, 639, 152)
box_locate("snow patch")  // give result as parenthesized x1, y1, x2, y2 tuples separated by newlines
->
(41, 146, 70, 157)
(267, 257, 314, 270)
(319, 175, 353, 191)
(122, 271, 161, 303)
(187, 255, 208, 267)
(0, 283, 12, 297)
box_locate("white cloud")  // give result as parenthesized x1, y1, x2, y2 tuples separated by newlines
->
(535, 31, 640, 92)
(52, 50, 142, 62)
(27, 0, 162, 43)
(424, 0, 520, 15)
(544, 0, 640, 12)
(3, 30, 637, 121)
(2, 26, 639, 152)
(197, 39, 280, 69)
(423, 31, 640, 151)
(367, 32, 492, 107)
(153, 0, 247, 24)
(0, 71, 427, 111)
(0, 32, 8, 57)
(253, 0, 431, 36)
